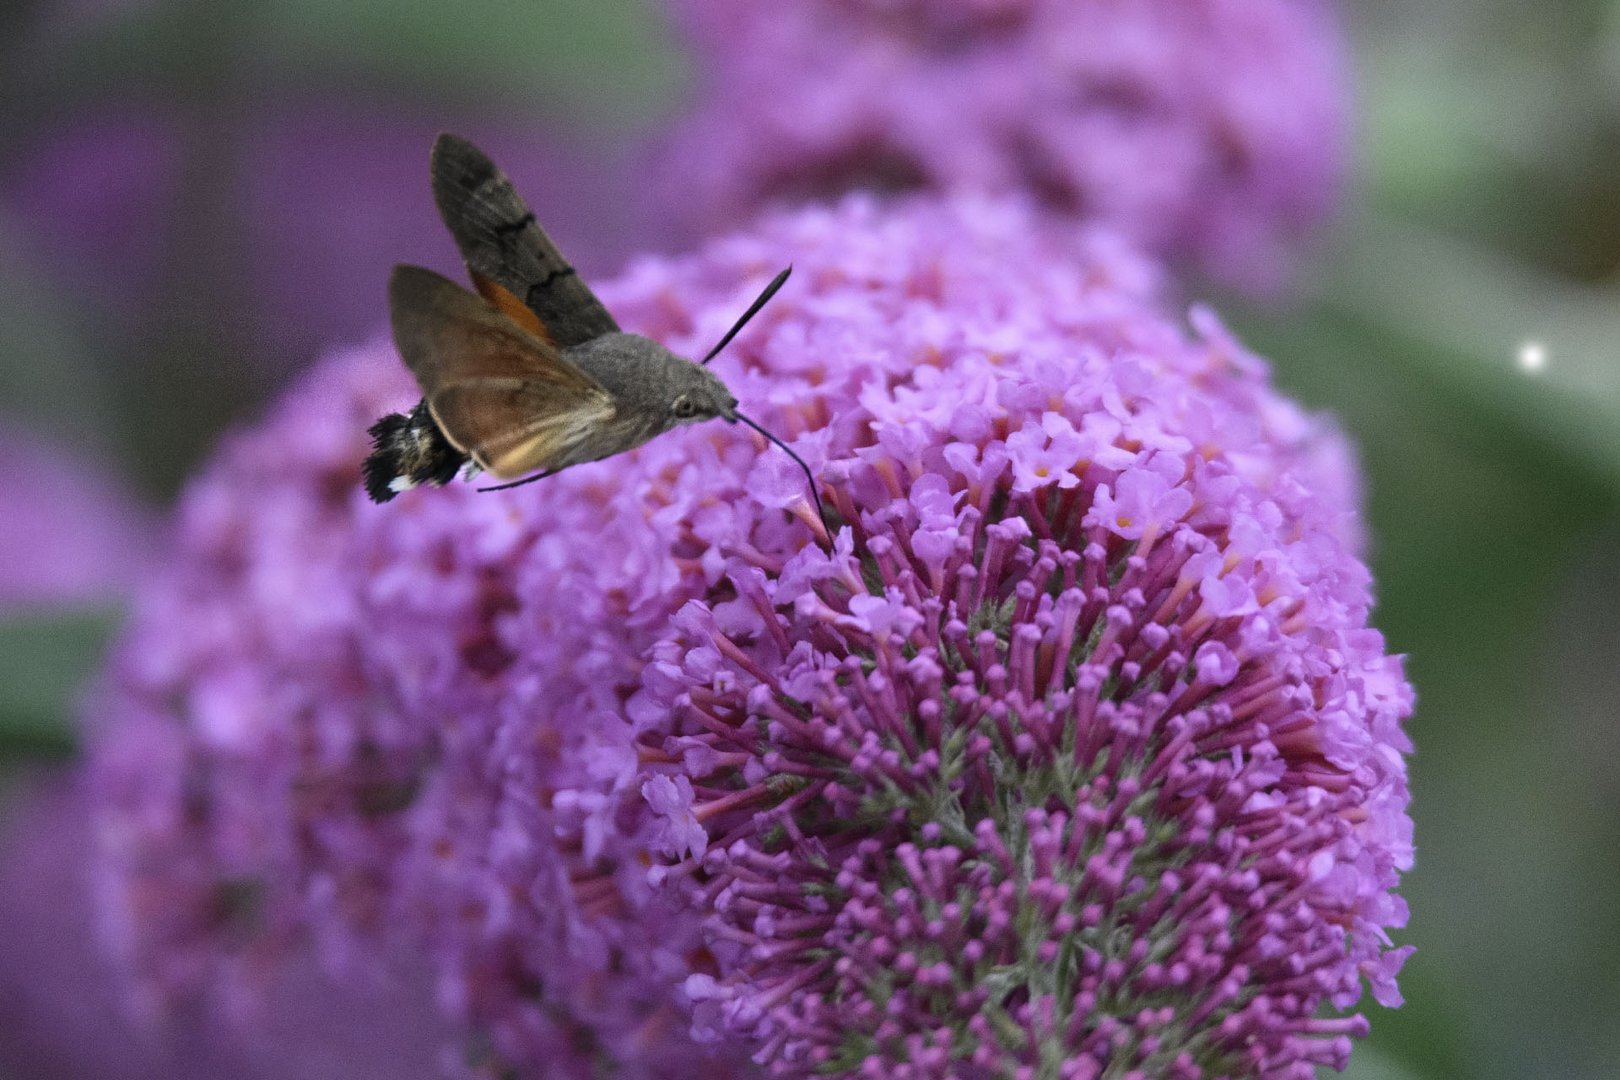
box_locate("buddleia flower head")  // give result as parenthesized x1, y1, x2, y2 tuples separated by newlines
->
(89, 193, 1409, 1079)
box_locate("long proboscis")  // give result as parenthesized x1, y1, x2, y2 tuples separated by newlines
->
(734, 411, 829, 536)
(702, 266, 792, 365)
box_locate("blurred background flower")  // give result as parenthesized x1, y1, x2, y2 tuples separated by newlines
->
(0, 778, 455, 1080)
(0, 424, 154, 612)
(2, 0, 1619, 1079)
(654, 0, 1349, 294)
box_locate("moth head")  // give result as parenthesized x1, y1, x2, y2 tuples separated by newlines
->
(670, 364, 739, 426)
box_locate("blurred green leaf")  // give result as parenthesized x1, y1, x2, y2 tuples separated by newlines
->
(1362, 44, 1591, 199)
(1223, 274, 1620, 1080)
(260, 0, 687, 129)
(46, 0, 686, 133)
(0, 607, 120, 758)
(1342, 1044, 1432, 1080)
(1356, 9, 1620, 280)
(0, 214, 123, 456)
(1320, 215, 1620, 492)
(1358, 42, 1505, 207)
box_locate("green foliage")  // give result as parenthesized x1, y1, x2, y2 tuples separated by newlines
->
(0, 608, 120, 758)
(45, 0, 685, 130)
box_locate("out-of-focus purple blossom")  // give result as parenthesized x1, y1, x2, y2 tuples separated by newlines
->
(0, 423, 154, 609)
(0, 109, 180, 325)
(0, 778, 453, 1080)
(1, 105, 637, 367)
(655, 0, 1349, 291)
(88, 193, 1407, 1078)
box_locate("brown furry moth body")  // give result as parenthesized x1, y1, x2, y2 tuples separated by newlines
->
(364, 134, 817, 521)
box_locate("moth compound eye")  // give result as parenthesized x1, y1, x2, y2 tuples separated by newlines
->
(673, 397, 697, 419)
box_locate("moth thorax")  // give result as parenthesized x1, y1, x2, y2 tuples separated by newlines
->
(565, 333, 736, 423)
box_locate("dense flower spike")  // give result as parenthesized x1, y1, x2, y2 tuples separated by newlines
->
(89, 194, 1408, 1078)
(657, 0, 1349, 290)
(641, 475, 1412, 1073)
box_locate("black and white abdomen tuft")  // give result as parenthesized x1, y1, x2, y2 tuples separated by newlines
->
(362, 400, 470, 502)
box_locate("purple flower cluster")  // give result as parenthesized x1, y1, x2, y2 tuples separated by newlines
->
(656, 0, 1349, 289)
(88, 194, 1410, 1077)
(647, 432, 1411, 1074)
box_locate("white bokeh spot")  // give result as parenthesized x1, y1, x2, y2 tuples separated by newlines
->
(1517, 340, 1548, 374)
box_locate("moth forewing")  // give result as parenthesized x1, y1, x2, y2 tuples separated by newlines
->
(388, 265, 614, 478)
(430, 382, 615, 479)
(429, 133, 619, 348)
(468, 429, 565, 481)
(389, 266, 590, 385)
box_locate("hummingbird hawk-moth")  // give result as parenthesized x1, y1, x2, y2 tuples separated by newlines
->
(363, 133, 823, 528)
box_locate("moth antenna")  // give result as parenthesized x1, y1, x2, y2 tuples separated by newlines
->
(702, 266, 792, 365)
(734, 411, 830, 536)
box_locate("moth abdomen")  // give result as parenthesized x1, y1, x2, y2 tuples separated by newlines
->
(362, 401, 468, 503)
